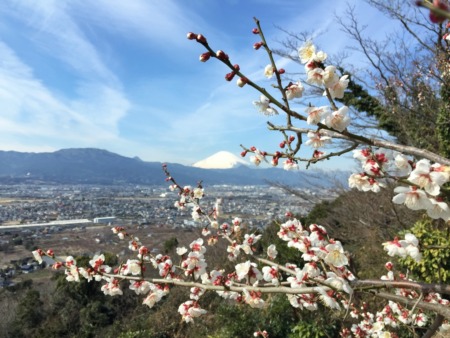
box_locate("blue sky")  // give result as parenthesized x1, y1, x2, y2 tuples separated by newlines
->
(0, 1, 397, 168)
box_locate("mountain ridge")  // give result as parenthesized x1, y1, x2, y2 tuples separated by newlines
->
(0, 148, 350, 187)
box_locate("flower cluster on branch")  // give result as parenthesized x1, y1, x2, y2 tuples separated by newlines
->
(30, 4, 450, 337)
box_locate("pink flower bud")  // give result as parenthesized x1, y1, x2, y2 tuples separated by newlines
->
(225, 72, 236, 81)
(385, 262, 394, 271)
(289, 135, 295, 142)
(252, 28, 260, 34)
(186, 32, 196, 40)
(196, 34, 207, 43)
(47, 249, 54, 257)
(313, 150, 324, 158)
(250, 146, 257, 151)
(240, 150, 247, 157)
(253, 42, 263, 50)
(285, 211, 293, 218)
(52, 262, 63, 269)
(216, 50, 229, 60)
(236, 77, 248, 87)
(429, 0, 449, 23)
(278, 68, 285, 74)
(199, 52, 211, 62)
(279, 141, 285, 148)
(233, 64, 240, 71)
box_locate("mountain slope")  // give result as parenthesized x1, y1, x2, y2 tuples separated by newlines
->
(192, 151, 249, 169)
(0, 148, 349, 187)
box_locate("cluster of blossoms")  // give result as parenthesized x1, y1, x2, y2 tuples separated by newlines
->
(30, 171, 450, 333)
(382, 234, 422, 262)
(349, 149, 450, 221)
(29, 16, 450, 336)
(341, 262, 450, 337)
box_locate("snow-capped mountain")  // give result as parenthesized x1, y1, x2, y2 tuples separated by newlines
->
(192, 151, 249, 169)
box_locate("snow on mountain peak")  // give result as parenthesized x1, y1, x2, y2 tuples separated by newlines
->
(192, 151, 249, 169)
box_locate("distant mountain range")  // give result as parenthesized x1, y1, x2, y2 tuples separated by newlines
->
(0, 148, 350, 187)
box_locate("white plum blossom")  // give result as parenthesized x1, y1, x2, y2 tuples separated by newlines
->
(324, 106, 351, 132)
(285, 81, 304, 100)
(327, 75, 349, 99)
(394, 154, 412, 176)
(178, 300, 207, 323)
(407, 159, 447, 196)
(298, 41, 316, 63)
(143, 290, 165, 308)
(250, 149, 266, 166)
(65, 265, 80, 282)
(267, 244, 278, 259)
(121, 259, 142, 276)
(324, 242, 348, 268)
(101, 278, 123, 296)
(305, 105, 330, 125)
(283, 158, 299, 171)
(392, 186, 432, 210)
(241, 233, 262, 254)
(264, 64, 274, 78)
(325, 272, 353, 294)
(317, 288, 341, 310)
(253, 94, 278, 116)
(193, 187, 204, 199)
(306, 67, 324, 85)
(130, 281, 153, 295)
(32, 250, 43, 264)
(305, 131, 332, 148)
(242, 289, 265, 308)
(322, 65, 338, 87)
(235, 261, 262, 283)
(383, 234, 422, 261)
(262, 265, 279, 285)
(427, 198, 450, 220)
(176, 246, 188, 256)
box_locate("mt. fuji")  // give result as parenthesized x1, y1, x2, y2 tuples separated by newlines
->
(192, 151, 249, 169)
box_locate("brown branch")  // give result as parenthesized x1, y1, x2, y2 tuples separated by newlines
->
(268, 125, 450, 165)
(372, 291, 450, 320)
(353, 279, 450, 296)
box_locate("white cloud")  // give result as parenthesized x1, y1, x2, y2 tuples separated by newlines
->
(0, 40, 130, 150)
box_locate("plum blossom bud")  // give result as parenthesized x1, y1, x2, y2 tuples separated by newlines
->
(253, 42, 263, 50)
(47, 249, 54, 257)
(236, 77, 248, 87)
(187, 32, 196, 40)
(289, 135, 295, 142)
(216, 50, 229, 60)
(240, 150, 247, 157)
(252, 28, 260, 34)
(52, 262, 63, 269)
(279, 141, 286, 148)
(429, 0, 449, 23)
(313, 150, 324, 158)
(278, 68, 285, 74)
(199, 52, 211, 62)
(225, 72, 236, 81)
(385, 262, 394, 270)
(196, 34, 207, 43)
(233, 64, 240, 71)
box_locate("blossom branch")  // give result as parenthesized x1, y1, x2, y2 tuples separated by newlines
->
(372, 291, 450, 320)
